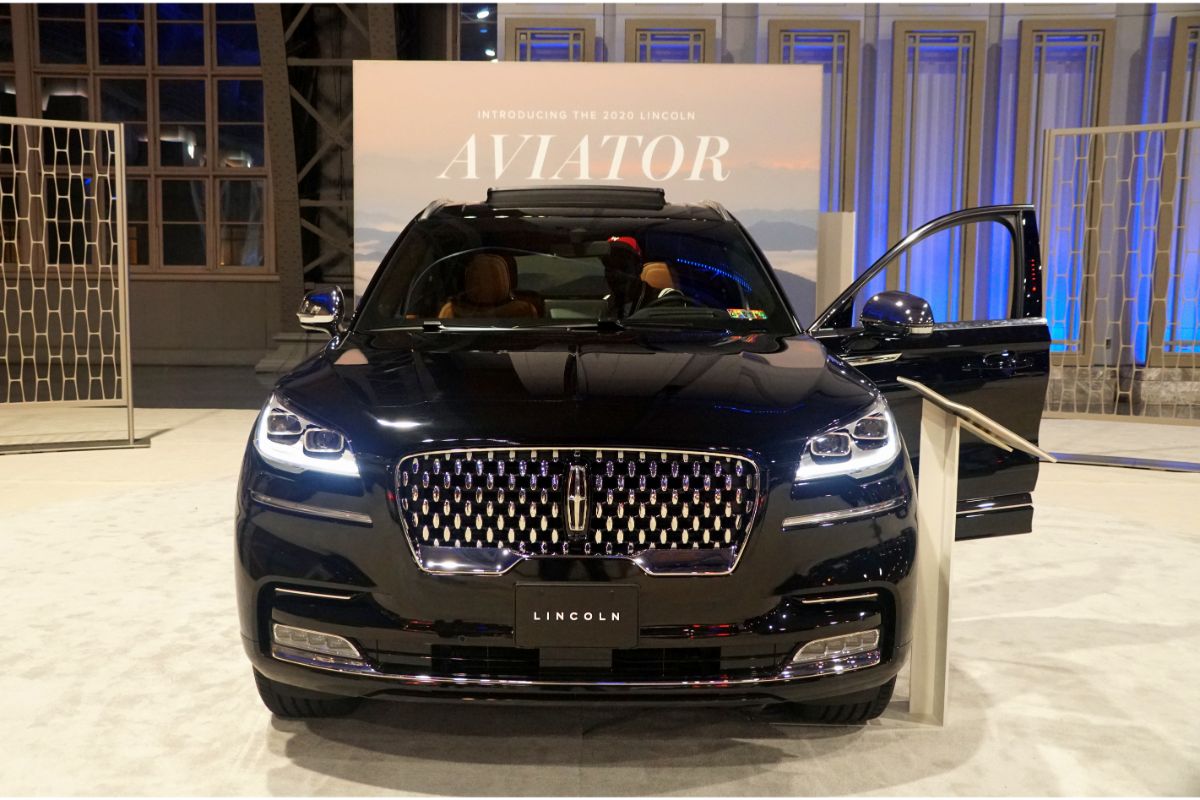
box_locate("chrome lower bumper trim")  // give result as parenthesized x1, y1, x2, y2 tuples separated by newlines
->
(782, 498, 905, 530)
(414, 544, 742, 577)
(800, 592, 879, 604)
(274, 587, 356, 601)
(251, 491, 373, 526)
(270, 646, 881, 687)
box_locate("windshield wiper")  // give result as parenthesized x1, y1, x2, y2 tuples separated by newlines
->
(560, 319, 628, 333)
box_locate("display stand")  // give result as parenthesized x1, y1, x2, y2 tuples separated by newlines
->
(897, 376, 1056, 726)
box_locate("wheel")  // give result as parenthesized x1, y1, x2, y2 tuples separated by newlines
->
(253, 669, 362, 718)
(775, 676, 896, 724)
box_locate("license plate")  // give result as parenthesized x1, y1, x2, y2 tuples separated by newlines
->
(514, 584, 638, 648)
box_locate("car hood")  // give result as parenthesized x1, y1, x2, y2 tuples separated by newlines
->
(274, 329, 877, 462)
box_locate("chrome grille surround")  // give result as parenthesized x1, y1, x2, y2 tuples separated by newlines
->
(394, 447, 762, 576)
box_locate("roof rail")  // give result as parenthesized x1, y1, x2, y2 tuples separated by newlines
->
(485, 186, 667, 210)
(698, 200, 733, 221)
(419, 198, 451, 220)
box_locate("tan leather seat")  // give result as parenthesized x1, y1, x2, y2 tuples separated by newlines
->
(438, 253, 539, 319)
(640, 261, 677, 292)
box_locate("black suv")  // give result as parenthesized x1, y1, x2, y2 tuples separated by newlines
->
(236, 186, 1048, 722)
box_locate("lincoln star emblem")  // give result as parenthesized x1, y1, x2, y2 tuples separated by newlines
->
(565, 464, 589, 535)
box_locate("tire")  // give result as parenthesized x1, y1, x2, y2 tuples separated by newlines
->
(776, 676, 896, 724)
(253, 669, 362, 718)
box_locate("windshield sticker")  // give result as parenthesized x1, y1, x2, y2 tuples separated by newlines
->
(728, 309, 768, 320)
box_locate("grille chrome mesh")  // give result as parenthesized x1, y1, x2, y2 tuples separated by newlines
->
(395, 448, 760, 562)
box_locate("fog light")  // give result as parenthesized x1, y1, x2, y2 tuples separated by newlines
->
(791, 629, 879, 666)
(271, 623, 361, 660)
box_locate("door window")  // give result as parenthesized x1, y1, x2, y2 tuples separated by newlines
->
(847, 216, 1019, 327)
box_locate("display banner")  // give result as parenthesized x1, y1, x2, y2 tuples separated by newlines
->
(353, 61, 822, 317)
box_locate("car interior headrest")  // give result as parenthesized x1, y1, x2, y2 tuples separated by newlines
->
(464, 253, 513, 304)
(640, 262, 675, 291)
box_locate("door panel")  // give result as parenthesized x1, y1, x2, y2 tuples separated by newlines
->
(811, 206, 1049, 540)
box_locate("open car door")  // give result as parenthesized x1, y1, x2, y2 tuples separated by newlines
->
(810, 206, 1050, 539)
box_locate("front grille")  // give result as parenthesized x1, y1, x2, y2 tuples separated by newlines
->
(395, 447, 760, 559)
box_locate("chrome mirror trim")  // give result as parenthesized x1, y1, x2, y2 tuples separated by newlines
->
(297, 286, 345, 336)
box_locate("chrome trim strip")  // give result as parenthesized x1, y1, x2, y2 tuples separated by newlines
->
(271, 646, 881, 687)
(781, 498, 906, 530)
(955, 501, 1033, 517)
(410, 544, 744, 578)
(396, 443, 760, 462)
(250, 491, 373, 526)
(274, 587, 356, 601)
(933, 316, 1048, 331)
(1049, 452, 1200, 474)
(800, 592, 879, 605)
(842, 352, 902, 367)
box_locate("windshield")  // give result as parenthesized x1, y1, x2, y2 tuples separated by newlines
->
(355, 213, 796, 335)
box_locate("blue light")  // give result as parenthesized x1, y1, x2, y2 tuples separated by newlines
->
(674, 257, 753, 292)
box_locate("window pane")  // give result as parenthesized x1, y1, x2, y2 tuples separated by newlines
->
(98, 21, 146, 65)
(100, 79, 146, 122)
(124, 178, 150, 266)
(219, 179, 263, 222)
(216, 4, 255, 21)
(126, 178, 149, 221)
(159, 79, 204, 121)
(39, 4, 85, 19)
(157, 22, 205, 65)
(216, 23, 259, 66)
(157, 4, 202, 21)
(128, 223, 149, 265)
(217, 125, 263, 167)
(161, 179, 205, 223)
(119, 124, 149, 166)
(100, 78, 149, 164)
(219, 224, 263, 266)
(162, 224, 205, 265)
(39, 20, 87, 64)
(159, 124, 206, 167)
(0, 17, 12, 63)
(98, 4, 144, 20)
(40, 77, 89, 120)
(217, 80, 262, 121)
(0, 75, 15, 117)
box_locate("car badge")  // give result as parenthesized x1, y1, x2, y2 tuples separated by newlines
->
(565, 464, 589, 535)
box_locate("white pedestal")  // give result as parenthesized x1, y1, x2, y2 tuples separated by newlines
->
(909, 399, 959, 726)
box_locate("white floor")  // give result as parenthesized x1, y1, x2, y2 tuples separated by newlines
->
(0, 410, 1198, 795)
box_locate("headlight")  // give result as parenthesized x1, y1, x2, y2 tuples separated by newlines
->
(794, 398, 900, 481)
(254, 394, 359, 477)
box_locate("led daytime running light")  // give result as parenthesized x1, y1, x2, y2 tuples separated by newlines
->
(254, 395, 360, 476)
(794, 399, 900, 481)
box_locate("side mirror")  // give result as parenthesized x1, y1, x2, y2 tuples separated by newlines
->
(861, 290, 934, 337)
(297, 286, 345, 337)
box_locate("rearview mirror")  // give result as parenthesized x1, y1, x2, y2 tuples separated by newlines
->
(861, 290, 934, 337)
(297, 286, 345, 337)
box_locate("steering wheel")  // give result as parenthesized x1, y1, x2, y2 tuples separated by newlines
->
(638, 290, 706, 311)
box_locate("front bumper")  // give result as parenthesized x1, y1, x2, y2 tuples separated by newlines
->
(236, 445, 916, 706)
